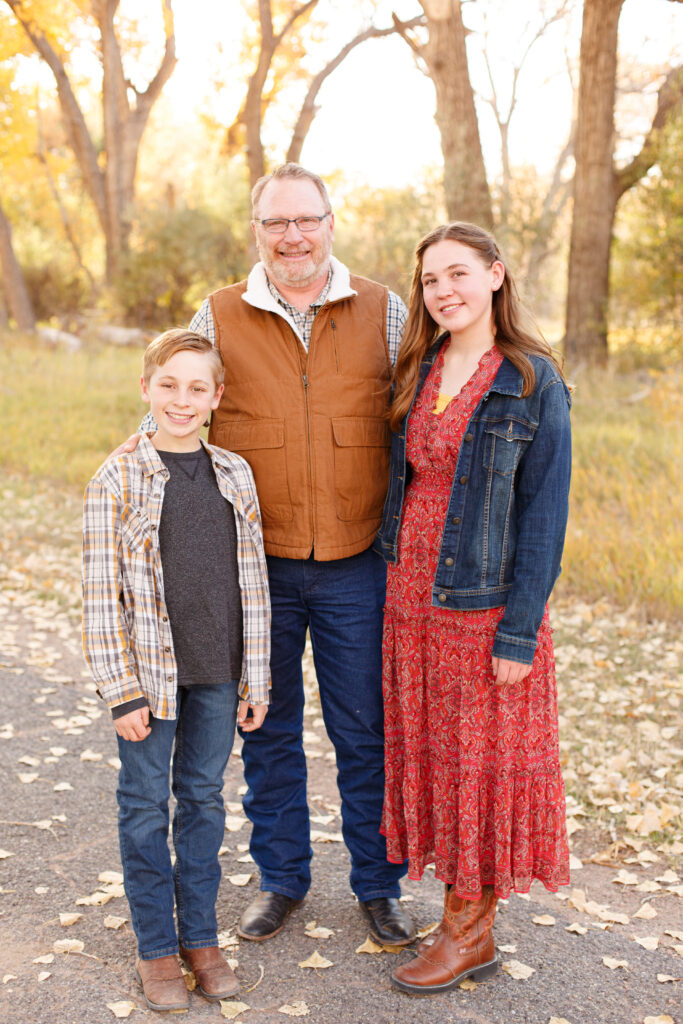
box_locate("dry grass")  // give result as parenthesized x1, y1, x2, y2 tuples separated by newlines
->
(1, 329, 681, 619)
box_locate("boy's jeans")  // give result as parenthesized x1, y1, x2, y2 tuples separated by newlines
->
(116, 682, 239, 960)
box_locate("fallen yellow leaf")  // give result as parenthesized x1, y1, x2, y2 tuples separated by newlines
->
(298, 951, 333, 969)
(501, 960, 535, 980)
(220, 1000, 251, 1020)
(643, 1017, 674, 1024)
(278, 1001, 310, 1016)
(227, 874, 252, 887)
(458, 978, 478, 991)
(53, 938, 85, 953)
(633, 903, 657, 921)
(59, 912, 82, 927)
(532, 915, 556, 927)
(602, 957, 628, 970)
(633, 935, 658, 950)
(104, 915, 127, 930)
(355, 937, 384, 954)
(106, 1001, 137, 1019)
(565, 923, 588, 935)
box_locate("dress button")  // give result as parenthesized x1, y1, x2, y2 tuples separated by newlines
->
(459, 476, 468, 485)
(438, 593, 447, 603)
(444, 557, 454, 566)
(151, 524, 157, 530)
(464, 433, 473, 442)
(162, 616, 168, 622)
(164, 646, 171, 653)
(452, 516, 461, 525)
(167, 676, 173, 682)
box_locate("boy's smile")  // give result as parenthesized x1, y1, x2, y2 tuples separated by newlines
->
(141, 350, 224, 452)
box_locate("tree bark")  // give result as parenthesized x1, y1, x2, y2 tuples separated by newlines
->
(3, 0, 177, 282)
(395, 0, 493, 228)
(564, 0, 683, 364)
(564, 0, 623, 365)
(0, 199, 35, 331)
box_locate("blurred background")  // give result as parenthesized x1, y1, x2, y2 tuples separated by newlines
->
(0, 0, 682, 619)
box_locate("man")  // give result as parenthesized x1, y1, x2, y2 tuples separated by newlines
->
(142, 164, 414, 945)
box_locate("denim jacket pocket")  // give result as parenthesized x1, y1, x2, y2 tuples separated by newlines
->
(482, 418, 535, 478)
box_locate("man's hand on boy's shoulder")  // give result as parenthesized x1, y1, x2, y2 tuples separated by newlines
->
(114, 706, 151, 742)
(238, 701, 268, 732)
(109, 433, 143, 459)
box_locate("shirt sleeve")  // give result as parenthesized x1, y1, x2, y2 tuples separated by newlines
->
(81, 478, 146, 708)
(386, 291, 408, 369)
(189, 299, 216, 344)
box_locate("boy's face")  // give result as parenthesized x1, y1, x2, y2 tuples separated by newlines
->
(141, 350, 224, 452)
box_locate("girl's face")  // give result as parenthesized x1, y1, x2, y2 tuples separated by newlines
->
(421, 239, 504, 341)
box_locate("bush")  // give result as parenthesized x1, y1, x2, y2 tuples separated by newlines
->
(114, 204, 250, 328)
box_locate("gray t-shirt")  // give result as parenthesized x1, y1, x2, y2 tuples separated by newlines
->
(157, 446, 243, 686)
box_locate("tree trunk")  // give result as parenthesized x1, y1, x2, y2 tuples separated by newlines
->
(4, 0, 176, 283)
(0, 200, 36, 331)
(564, 0, 624, 365)
(416, 0, 493, 228)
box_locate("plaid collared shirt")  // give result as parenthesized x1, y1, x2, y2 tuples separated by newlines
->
(265, 271, 333, 352)
(82, 435, 271, 719)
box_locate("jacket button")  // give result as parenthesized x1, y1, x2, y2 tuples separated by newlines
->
(452, 516, 461, 525)
(464, 433, 473, 442)
(459, 476, 468, 485)
(438, 593, 447, 603)
(444, 557, 454, 566)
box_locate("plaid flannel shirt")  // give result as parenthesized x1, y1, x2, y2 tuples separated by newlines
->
(82, 434, 271, 719)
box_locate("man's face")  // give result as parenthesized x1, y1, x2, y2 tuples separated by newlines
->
(252, 177, 334, 291)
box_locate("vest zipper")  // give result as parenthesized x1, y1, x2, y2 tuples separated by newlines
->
(331, 318, 339, 373)
(302, 370, 315, 549)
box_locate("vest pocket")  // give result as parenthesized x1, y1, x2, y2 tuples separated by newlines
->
(215, 418, 293, 523)
(332, 416, 390, 522)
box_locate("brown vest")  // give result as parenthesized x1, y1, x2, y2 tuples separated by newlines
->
(208, 274, 392, 561)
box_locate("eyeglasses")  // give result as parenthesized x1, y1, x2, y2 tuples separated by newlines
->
(258, 213, 331, 234)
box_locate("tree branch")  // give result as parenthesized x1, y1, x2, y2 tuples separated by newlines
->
(287, 16, 425, 163)
(614, 64, 683, 198)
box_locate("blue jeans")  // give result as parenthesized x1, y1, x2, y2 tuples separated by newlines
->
(116, 682, 238, 960)
(241, 548, 407, 901)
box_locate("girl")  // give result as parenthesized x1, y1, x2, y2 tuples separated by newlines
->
(374, 223, 572, 995)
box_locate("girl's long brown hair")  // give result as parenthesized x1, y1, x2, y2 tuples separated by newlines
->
(389, 222, 567, 432)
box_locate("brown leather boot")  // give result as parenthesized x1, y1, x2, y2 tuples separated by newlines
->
(392, 885, 498, 995)
(135, 954, 189, 1011)
(415, 883, 449, 955)
(179, 945, 239, 1000)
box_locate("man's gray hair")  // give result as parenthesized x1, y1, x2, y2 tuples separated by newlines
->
(251, 163, 332, 218)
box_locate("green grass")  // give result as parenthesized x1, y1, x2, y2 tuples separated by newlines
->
(2, 328, 682, 620)
(1, 332, 144, 487)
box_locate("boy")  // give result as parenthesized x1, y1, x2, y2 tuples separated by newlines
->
(82, 329, 270, 1012)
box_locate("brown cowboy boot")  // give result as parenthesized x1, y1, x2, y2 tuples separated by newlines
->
(414, 883, 449, 955)
(392, 884, 498, 995)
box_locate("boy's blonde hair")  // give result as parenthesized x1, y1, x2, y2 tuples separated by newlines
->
(142, 329, 224, 387)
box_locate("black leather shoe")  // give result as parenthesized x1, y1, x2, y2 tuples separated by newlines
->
(359, 897, 417, 946)
(237, 891, 303, 942)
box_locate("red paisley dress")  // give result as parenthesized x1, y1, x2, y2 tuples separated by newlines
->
(381, 344, 570, 899)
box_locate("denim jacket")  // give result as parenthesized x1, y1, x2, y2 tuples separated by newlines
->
(374, 339, 572, 664)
